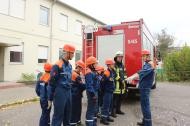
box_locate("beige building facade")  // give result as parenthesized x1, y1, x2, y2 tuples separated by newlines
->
(0, 0, 105, 81)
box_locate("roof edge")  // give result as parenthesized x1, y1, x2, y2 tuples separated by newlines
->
(56, 0, 106, 25)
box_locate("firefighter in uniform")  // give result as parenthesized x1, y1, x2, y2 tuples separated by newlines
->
(112, 51, 126, 117)
(85, 56, 99, 126)
(95, 66, 105, 118)
(100, 59, 115, 125)
(70, 60, 86, 126)
(35, 63, 52, 126)
(126, 49, 155, 126)
(47, 44, 75, 126)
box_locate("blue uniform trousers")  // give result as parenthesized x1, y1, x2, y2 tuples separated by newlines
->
(101, 92, 113, 120)
(39, 84, 51, 126)
(70, 95, 82, 126)
(140, 88, 152, 126)
(51, 87, 72, 126)
(86, 91, 98, 126)
(40, 99, 51, 126)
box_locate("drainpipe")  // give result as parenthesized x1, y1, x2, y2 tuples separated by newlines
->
(50, 0, 57, 63)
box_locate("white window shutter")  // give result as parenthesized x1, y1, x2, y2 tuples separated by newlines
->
(9, 46, 23, 52)
(10, 0, 25, 19)
(75, 20, 82, 35)
(60, 14, 68, 31)
(0, 0, 9, 14)
(38, 46, 48, 59)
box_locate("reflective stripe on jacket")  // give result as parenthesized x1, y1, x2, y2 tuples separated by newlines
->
(114, 65, 126, 94)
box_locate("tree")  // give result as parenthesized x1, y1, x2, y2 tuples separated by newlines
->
(157, 29, 174, 59)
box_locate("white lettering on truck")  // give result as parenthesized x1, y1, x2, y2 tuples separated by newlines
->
(128, 39, 138, 44)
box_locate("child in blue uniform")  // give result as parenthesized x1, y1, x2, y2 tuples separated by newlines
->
(70, 60, 86, 126)
(95, 66, 105, 118)
(85, 56, 99, 126)
(35, 63, 52, 126)
(100, 59, 115, 125)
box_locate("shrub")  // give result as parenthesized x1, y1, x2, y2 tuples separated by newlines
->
(163, 46, 190, 81)
(18, 73, 36, 84)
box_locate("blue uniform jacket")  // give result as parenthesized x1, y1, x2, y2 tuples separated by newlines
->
(138, 62, 155, 89)
(35, 72, 50, 101)
(47, 59, 72, 101)
(101, 69, 115, 93)
(85, 68, 99, 97)
(71, 71, 86, 97)
(35, 80, 48, 101)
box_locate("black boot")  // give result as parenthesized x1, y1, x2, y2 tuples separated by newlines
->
(100, 119, 110, 125)
(107, 117, 114, 122)
(77, 121, 85, 126)
(116, 110, 125, 115)
(97, 112, 101, 118)
(111, 113, 117, 118)
(137, 120, 144, 126)
(111, 109, 117, 118)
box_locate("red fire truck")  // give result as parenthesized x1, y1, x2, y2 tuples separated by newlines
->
(82, 19, 157, 91)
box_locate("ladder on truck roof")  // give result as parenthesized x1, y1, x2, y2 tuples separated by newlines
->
(83, 25, 94, 63)
(85, 32, 94, 61)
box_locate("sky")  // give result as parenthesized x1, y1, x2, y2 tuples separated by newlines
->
(60, 0, 190, 47)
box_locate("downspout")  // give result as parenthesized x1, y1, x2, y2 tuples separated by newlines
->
(50, 0, 57, 63)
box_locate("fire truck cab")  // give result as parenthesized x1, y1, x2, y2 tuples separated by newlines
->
(82, 19, 157, 91)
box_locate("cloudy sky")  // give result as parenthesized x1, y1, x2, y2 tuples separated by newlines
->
(61, 0, 190, 47)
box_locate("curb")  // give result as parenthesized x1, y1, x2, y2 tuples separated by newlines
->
(0, 82, 26, 90)
(0, 84, 25, 90)
(0, 97, 39, 110)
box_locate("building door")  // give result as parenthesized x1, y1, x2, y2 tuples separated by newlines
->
(0, 47, 4, 81)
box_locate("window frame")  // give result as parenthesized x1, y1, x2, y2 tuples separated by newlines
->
(59, 48, 63, 59)
(60, 13, 68, 32)
(39, 5, 50, 26)
(75, 50, 82, 62)
(9, 45, 24, 65)
(75, 20, 82, 36)
(0, 0, 26, 20)
(38, 45, 49, 64)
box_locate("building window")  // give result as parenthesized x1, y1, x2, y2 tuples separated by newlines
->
(60, 13, 68, 31)
(75, 50, 82, 62)
(38, 46, 48, 63)
(9, 45, 23, 63)
(40, 6, 49, 26)
(0, 0, 25, 19)
(10, 0, 25, 18)
(0, 0, 9, 14)
(59, 48, 63, 59)
(75, 20, 82, 35)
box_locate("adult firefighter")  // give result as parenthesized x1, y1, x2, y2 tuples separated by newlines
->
(47, 44, 75, 126)
(111, 51, 126, 117)
(85, 56, 99, 126)
(35, 63, 52, 126)
(70, 60, 86, 126)
(126, 49, 155, 126)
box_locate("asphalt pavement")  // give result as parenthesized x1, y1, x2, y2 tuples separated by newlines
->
(1, 82, 190, 126)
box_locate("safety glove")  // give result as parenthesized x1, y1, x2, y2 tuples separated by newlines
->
(125, 73, 139, 83)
